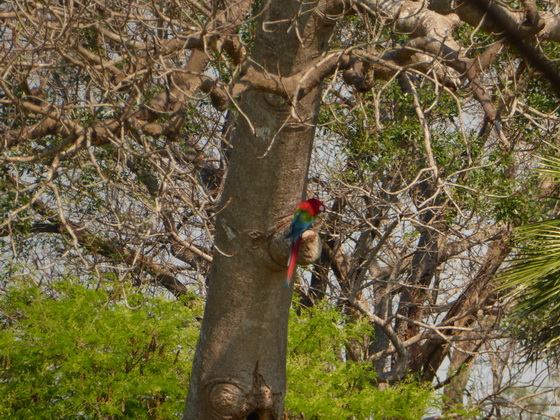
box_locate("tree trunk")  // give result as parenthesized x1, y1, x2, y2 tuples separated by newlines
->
(183, 1, 336, 418)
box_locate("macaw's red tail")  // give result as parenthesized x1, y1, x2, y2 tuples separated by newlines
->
(286, 237, 302, 288)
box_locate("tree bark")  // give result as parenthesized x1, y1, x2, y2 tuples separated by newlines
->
(183, 1, 337, 418)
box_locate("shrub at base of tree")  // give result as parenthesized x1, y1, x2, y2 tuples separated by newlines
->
(1, 281, 443, 419)
(0, 280, 201, 419)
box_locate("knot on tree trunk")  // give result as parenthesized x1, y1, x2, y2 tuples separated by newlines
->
(206, 365, 277, 418)
(269, 226, 322, 269)
(208, 382, 246, 416)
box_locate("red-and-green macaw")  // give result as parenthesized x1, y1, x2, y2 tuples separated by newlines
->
(286, 198, 326, 288)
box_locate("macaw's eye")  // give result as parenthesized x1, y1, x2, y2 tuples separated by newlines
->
(320, 206, 326, 212)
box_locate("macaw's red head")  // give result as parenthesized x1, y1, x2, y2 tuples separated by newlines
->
(302, 198, 326, 216)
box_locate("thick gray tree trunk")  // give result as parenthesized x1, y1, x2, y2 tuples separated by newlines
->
(184, 1, 336, 418)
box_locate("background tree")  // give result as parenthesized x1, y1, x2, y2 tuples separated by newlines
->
(1, 0, 560, 418)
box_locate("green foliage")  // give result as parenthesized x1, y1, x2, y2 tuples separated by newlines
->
(322, 85, 426, 178)
(0, 281, 440, 419)
(524, 64, 560, 113)
(285, 302, 438, 419)
(454, 21, 499, 50)
(238, 0, 261, 51)
(363, 380, 439, 420)
(320, 78, 546, 225)
(0, 279, 201, 419)
(500, 216, 560, 357)
(500, 151, 560, 360)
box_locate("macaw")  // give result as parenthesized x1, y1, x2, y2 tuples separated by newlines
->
(286, 198, 326, 288)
